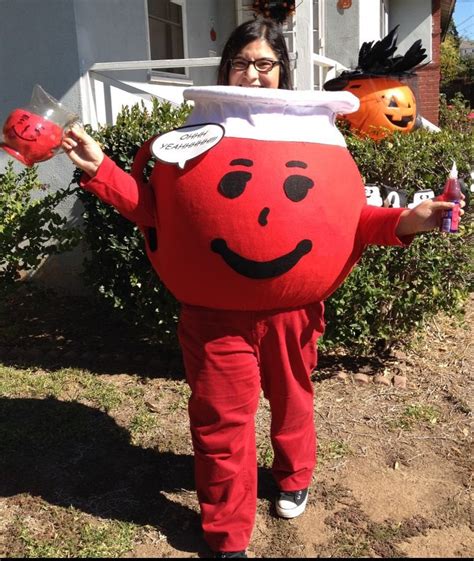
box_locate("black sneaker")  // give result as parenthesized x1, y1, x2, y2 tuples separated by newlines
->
(275, 487, 309, 519)
(214, 551, 247, 558)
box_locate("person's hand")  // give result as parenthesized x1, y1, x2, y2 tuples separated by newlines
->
(396, 196, 465, 237)
(62, 124, 104, 177)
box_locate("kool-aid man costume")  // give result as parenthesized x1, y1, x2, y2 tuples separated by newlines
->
(79, 87, 412, 552)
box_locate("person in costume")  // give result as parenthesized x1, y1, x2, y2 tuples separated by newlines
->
(62, 18, 462, 559)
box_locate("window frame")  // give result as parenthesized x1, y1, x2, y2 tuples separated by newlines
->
(146, 0, 191, 85)
(380, 0, 389, 38)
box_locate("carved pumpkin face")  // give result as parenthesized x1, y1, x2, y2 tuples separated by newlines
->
(341, 77, 417, 140)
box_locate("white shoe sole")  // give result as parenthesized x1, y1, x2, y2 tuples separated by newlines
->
(275, 493, 308, 519)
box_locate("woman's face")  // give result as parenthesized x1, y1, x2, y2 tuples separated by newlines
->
(228, 39, 281, 89)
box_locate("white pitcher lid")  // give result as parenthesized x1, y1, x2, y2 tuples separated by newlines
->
(183, 86, 359, 146)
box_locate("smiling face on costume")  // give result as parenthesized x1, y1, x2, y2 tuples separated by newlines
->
(152, 135, 365, 310)
(210, 154, 314, 278)
(228, 39, 281, 89)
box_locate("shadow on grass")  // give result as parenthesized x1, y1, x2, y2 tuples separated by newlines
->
(0, 396, 277, 554)
(0, 396, 280, 555)
(0, 396, 204, 553)
(0, 285, 185, 379)
(1, 285, 394, 381)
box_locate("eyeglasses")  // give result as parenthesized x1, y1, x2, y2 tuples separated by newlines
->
(230, 58, 281, 73)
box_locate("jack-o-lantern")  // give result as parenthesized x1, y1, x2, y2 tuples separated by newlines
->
(325, 26, 426, 140)
(338, 77, 417, 140)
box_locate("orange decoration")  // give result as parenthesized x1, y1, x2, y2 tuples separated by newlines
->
(339, 77, 417, 140)
(324, 26, 427, 141)
(337, 0, 352, 9)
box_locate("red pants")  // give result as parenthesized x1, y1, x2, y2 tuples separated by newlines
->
(178, 303, 324, 552)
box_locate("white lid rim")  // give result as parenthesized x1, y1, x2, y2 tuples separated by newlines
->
(183, 86, 359, 115)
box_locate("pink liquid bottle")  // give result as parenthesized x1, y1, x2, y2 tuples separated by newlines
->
(440, 162, 461, 234)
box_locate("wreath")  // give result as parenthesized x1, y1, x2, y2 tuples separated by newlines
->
(252, 1, 296, 24)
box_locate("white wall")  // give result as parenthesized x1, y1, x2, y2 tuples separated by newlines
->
(187, 0, 236, 86)
(0, 0, 235, 291)
(0, 0, 81, 134)
(359, 0, 383, 45)
(73, 0, 150, 82)
(389, 0, 432, 62)
(325, 0, 361, 69)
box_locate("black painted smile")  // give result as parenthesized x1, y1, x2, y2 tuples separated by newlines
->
(210, 238, 313, 279)
(11, 126, 39, 142)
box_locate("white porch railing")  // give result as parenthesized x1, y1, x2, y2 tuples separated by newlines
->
(82, 53, 347, 129)
(312, 52, 348, 89)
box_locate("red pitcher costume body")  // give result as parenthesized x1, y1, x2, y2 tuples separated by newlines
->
(79, 87, 411, 552)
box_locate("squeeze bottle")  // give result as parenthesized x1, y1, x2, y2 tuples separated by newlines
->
(440, 162, 461, 234)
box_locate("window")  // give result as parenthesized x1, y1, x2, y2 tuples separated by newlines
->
(147, 0, 186, 76)
(380, 0, 389, 38)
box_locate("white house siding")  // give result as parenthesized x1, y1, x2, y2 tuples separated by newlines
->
(0, 0, 79, 128)
(460, 40, 474, 57)
(74, 0, 150, 81)
(186, 0, 236, 87)
(359, 0, 385, 46)
(324, 0, 432, 71)
(325, 0, 362, 69)
(0, 0, 233, 290)
(389, 0, 433, 62)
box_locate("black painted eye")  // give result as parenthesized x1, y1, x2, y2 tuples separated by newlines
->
(218, 171, 252, 199)
(283, 175, 314, 202)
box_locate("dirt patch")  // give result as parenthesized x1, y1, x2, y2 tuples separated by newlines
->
(0, 286, 472, 558)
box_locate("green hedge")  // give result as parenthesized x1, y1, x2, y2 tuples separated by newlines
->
(74, 94, 473, 352)
(0, 162, 80, 295)
(321, 93, 473, 353)
(74, 100, 191, 345)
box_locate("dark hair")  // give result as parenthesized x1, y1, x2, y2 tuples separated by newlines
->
(217, 18, 292, 90)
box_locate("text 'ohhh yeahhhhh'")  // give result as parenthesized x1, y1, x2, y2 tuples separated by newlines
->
(159, 131, 220, 151)
(152, 124, 225, 168)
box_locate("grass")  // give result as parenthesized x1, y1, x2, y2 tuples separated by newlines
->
(389, 403, 440, 430)
(1, 287, 472, 558)
(318, 439, 352, 464)
(10, 500, 146, 558)
(0, 365, 123, 412)
(257, 441, 274, 468)
(0, 361, 188, 557)
(128, 408, 159, 445)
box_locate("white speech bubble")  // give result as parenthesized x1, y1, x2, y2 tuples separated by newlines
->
(151, 123, 224, 169)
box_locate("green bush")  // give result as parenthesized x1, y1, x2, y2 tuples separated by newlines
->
(74, 99, 191, 345)
(321, 95, 473, 353)
(0, 161, 80, 294)
(74, 96, 472, 353)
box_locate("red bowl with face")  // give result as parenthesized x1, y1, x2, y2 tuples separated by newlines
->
(1, 109, 64, 166)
